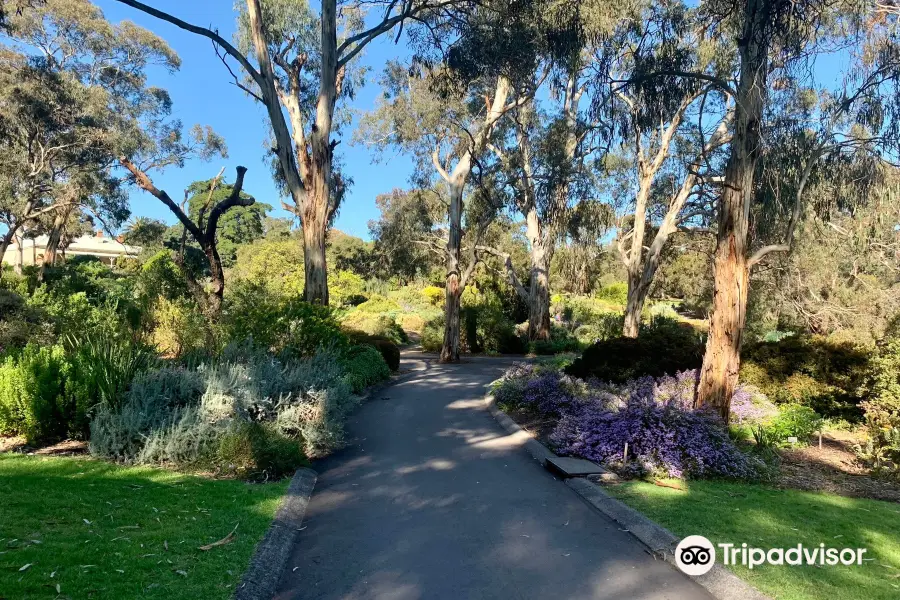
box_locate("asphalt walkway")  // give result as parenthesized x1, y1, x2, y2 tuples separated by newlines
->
(275, 352, 711, 599)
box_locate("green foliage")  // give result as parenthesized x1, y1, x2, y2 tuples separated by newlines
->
(90, 344, 357, 473)
(354, 294, 403, 314)
(0, 288, 52, 354)
(740, 335, 870, 420)
(528, 325, 581, 355)
(858, 337, 900, 472)
(0, 344, 70, 443)
(231, 237, 305, 297)
(341, 344, 391, 393)
(147, 296, 211, 357)
(421, 285, 444, 306)
(64, 331, 158, 423)
(341, 311, 408, 345)
(422, 317, 444, 353)
(328, 269, 367, 307)
(566, 317, 704, 383)
(222, 282, 348, 357)
(214, 421, 307, 480)
(766, 404, 823, 445)
(595, 282, 628, 306)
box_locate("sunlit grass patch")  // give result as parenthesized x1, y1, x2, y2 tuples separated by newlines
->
(0, 454, 287, 599)
(606, 479, 900, 600)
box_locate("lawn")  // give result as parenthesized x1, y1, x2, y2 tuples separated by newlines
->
(605, 479, 900, 600)
(0, 454, 288, 600)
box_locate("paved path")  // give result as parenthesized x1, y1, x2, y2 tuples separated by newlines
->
(275, 352, 711, 600)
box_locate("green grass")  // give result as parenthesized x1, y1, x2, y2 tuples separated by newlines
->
(0, 454, 288, 599)
(606, 479, 900, 600)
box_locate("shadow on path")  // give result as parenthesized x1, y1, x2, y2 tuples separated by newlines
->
(275, 352, 710, 600)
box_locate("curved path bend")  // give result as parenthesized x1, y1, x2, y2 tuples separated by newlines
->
(275, 352, 711, 600)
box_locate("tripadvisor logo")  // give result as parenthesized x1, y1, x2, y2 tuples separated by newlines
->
(674, 535, 869, 576)
(675, 535, 716, 576)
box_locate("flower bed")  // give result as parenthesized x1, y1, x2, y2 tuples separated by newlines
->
(493, 364, 771, 480)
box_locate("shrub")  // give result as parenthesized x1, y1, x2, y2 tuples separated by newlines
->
(422, 318, 443, 353)
(329, 270, 367, 307)
(223, 286, 348, 358)
(858, 337, 900, 471)
(740, 335, 870, 420)
(342, 344, 391, 393)
(596, 282, 628, 306)
(766, 404, 823, 445)
(398, 313, 426, 334)
(148, 297, 211, 357)
(565, 316, 704, 383)
(90, 344, 357, 473)
(214, 422, 307, 480)
(495, 364, 766, 479)
(0, 289, 52, 354)
(354, 295, 403, 314)
(421, 286, 444, 306)
(552, 401, 763, 480)
(341, 310, 408, 345)
(64, 332, 158, 435)
(0, 344, 70, 443)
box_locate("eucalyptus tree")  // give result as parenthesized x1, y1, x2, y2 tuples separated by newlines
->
(0, 0, 181, 277)
(114, 0, 464, 306)
(359, 60, 514, 360)
(479, 0, 626, 341)
(599, 2, 733, 338)
(676, 0, 900, 419)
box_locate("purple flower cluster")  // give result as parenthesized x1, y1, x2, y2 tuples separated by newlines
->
(495, 365, 765, 480)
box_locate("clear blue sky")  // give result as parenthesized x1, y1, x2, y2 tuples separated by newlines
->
(94, 0, 415, 240)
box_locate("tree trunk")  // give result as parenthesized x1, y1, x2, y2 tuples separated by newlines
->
(622, 269, 646, 338)
(0, 224, 21, 280)
(696, 0, 769, 422)
(13, 233, 23, 275)
(441, 178, 465, 362)
(39, 205, 72, 279)
(302, 207, 329, 305)
(526, 209, 551, 341)
(204, 244, 226, 316)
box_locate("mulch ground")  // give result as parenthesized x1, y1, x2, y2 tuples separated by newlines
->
(776, 430, 900, 503)
(0, 436, 88, 456)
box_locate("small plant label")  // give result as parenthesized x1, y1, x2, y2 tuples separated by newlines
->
(787, 436, 799, 444)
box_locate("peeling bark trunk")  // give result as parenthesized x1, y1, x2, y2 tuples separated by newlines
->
(696, 0, 769, 422)
(525, 208, 551, 341)
(441, 178, 465, 362)
(302, 210, 329, 305)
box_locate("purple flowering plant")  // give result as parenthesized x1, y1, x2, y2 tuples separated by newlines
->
(493, 365, 768, 480)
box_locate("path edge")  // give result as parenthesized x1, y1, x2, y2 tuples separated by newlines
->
(484, 392, 771, 600)
(234, 467, 317, 600)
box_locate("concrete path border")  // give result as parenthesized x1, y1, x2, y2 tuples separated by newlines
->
(236, 467, 317, 600)
(484, 393, 770, 600)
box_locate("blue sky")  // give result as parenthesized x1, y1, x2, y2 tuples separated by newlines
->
(94, 0, 415, 240)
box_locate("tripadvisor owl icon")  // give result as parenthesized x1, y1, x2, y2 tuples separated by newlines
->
(675, 535, 716, 576)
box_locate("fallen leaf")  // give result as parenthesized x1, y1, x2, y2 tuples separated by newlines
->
(19, 563, 31, 572)
(83, 519, 91, 526)
(55, 584, 60, 594)
(199, 524, 238, 551)
(174, 569, 187, 577)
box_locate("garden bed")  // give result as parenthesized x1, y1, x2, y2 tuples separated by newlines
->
(603, 479, 900, 600)
(0, 454, 287, 599)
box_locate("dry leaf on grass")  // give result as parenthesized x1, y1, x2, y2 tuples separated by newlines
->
(199, 524, 238, 551)
(18, 563, 31, 572)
